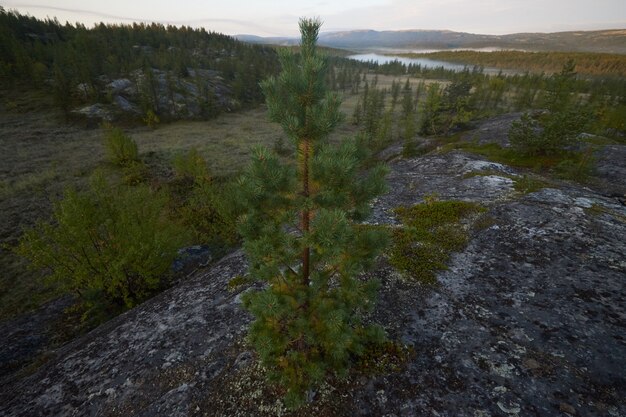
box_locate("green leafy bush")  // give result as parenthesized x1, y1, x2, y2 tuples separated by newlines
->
(16, 173, 190, 321)
(179, 180, 238, 245)
(173, 148, 211, 183)
(104, 126, 139, 166)
(122, 160, 149, 185)
(143, 109, 160, 128)
(170, 149, 237, 245)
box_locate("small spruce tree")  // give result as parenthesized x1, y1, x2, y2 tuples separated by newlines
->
(237, 18, 389, 408)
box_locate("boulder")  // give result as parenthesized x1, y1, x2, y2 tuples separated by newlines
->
(594, 144, 626, 200)
(113, 95, 140, 114)
(107, 79, 133, 95)
(71, 104, 113, 121)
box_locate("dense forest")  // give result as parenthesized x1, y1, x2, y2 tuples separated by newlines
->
(0, 8, 279, 121)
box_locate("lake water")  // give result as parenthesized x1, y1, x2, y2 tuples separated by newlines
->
(347, 52, 510, 74)
(348, 53, 468, 71)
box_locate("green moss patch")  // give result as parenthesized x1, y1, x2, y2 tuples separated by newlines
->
(356, 341, 415, 375)
(441, 141, 595, 183)
(512, 175, 550, 193)
(389, 200, 486, 284)
(227, 274, 254, 291)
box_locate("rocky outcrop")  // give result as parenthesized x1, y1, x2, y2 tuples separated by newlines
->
(460, 112, 525, 147)
(1, 147, 624, 415)
(0, 296, 74, 381)
(72, 68, 236, 123)
(0, 250, 254, 416)
(364, 151, 626, 417)
(594, 144, 626, 200)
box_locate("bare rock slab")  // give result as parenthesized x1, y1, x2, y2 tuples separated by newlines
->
(1, 151, 624, 416)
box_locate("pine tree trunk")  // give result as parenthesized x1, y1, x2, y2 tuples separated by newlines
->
(300, 138, 310, 286)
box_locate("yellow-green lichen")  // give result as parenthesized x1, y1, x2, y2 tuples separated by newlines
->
(585, 203, 626, 224)
(389, 199, 486, 284)
(356, 341, 415, 375)
(228, 275, 254, 291)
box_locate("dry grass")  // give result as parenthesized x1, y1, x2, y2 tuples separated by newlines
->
(0, 107, 107, 319)
(131, 108, 282, 177)
(361, 73, 447, 91)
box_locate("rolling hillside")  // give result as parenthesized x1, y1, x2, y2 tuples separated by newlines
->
(237, 28, 626, 54)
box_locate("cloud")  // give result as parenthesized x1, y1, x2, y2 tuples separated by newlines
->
(5, 0, 625, 36)
(315, 0, 626, 34)
(4, 3, 286, 35)
(6, 3, 144, 22)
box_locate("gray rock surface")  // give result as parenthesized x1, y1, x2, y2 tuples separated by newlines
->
(113, 95, 140, 114)
(107, 79, 133, 95)
(0, 296, 74, 381)
(594, 144, 626, 200)
(0, 251, 254, 417)
(461, 112, 524, 147)
(1, 149, 625, 416)
(126, 68, 235, 119)
(363, 175, 626, 417)
(71, 103, 113, 121)
(71, 68, 236, 122)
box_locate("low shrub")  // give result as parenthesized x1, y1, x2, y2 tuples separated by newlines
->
(122, 160, 149, 185)
(104, 126, 139, 166)
(172, 148, 211, 183)
(16, 172, 191, 322)
(178, 180, 239, 245)
(509, 108, 590, 157)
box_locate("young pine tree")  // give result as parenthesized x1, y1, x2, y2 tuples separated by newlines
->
(236, 18, 389, 408)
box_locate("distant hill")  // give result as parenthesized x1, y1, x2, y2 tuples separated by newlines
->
(236, 29, 626, 54)
(235, 34, 295, 46)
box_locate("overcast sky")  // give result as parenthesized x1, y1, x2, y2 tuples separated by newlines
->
(3, 0, 625, 36)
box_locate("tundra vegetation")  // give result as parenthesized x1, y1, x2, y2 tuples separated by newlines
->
(1, 8, 625, 393)
(15, 172, 191, 325)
